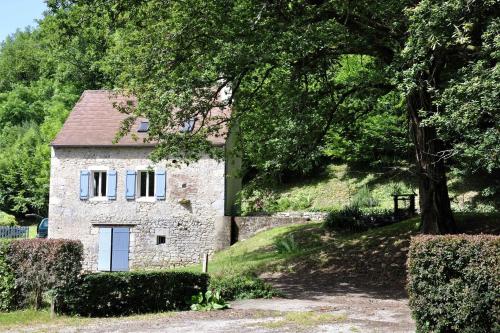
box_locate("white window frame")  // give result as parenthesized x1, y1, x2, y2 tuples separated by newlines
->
(91, 170, 108, 198)
(137, 169, 156, 198)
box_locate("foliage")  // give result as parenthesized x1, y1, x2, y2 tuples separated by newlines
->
(350, 185, 378, 208)
(57, 0, 498, 233)
(324, 206, 396, 233)
(0, 27, 82, 216)
(402, 0, 500, 175)
(0, 212, 17, 226)
(209, 274, 278, 301)
(3, 239, 83, 310)
(324, 206, 367, 233)
(240, 164, 421, 215)
(0, 0, 497, 232)
(0, 240, 15, 311)
(190, 289, 229, 311)
(407, 235, 500, 333)
(323, 89, 410, 167)
(274, 234, 300, 254)
(59, 271, 209, 317)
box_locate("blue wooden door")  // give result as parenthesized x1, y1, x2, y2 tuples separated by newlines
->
(97, 228, 112, 271)
(111, 227, 130, 271)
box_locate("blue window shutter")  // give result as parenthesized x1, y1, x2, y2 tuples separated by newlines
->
(107, 170, 117, 200)
(111, 228, 130, 271)
(80, 170, 90, 200)
(156, 169, 166, 200)
(97, 228, 112, 271)
(125, 170, 136, 200)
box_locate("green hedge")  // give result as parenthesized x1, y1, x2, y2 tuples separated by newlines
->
(0, 240, 15, 311)
(407, 235, 499, 333)
(0, 239, 83, 311)
(59, 271, 209, 317)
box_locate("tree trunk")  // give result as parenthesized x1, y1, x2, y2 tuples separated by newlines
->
(407, 85, 456, 234)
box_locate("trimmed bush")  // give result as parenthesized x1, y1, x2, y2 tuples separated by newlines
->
(0, 240, 15, 311)
(0, 212, 17, 226)
(59, 271, 209, 317)
(209, 274, 279, 301)
(4, 239, 83, 310)
(407, 235, 500, 333)
(324, 206, 396, 233)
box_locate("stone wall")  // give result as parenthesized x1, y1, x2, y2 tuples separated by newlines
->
(233, 212, 328, 241)
(48, 146, 229, 271)
(272, 211, 329, 221)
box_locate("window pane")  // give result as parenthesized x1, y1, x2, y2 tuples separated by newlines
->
(140, 171, 147, 197)
(93, 172, 99, 197)
(101, 172, 107, 196)
(148, 171, 155, 197)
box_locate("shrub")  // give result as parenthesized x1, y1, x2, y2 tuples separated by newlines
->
(351, 186, 378, 208)
(0, 212, 17, 226)
(324, 206, 395, 233)
(190, 290, 229, 311)
(209, 274, 279, 301)
(59, 271, 209, 317)
(274, 234, 300, 254)
(0, 240, 15, 311)
(324, 206, 367, 233)
(5, 239, 83, 310)
(407, 235, 500, 333)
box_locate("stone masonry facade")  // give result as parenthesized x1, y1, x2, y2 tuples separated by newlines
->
(48, 146, 229, 271)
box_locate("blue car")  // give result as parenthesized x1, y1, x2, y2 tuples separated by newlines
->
(37, 218, 48, 238)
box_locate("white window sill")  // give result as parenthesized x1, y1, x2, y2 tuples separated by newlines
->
(89, 197, 109, 202)
(136, 197, 156, 203)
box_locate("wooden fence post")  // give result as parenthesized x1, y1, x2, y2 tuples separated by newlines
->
(202, 253, 209, 273)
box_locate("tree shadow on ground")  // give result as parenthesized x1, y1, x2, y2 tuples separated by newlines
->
(260, 216, 499, 301)
(260, 222, 417, 301)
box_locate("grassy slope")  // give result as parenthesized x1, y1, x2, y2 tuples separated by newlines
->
(184, 218, 421, 277)
(247, 164, 498, 213)
(184, 213, 499, 292)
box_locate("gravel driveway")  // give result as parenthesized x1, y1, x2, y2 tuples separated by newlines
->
(5, 290, 414, 333)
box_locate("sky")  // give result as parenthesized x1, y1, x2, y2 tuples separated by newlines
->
(0, 0, 47, 42)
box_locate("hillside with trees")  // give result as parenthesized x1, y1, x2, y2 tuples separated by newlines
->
(0, 0, 498, 234)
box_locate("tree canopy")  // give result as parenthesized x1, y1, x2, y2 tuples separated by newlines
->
(0, 0, 498, 234)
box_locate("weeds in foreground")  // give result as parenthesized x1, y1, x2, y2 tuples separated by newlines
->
(274, 234, 301, 254)
(260, 311, 347, 329)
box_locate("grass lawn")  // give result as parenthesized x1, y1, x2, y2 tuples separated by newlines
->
(0, 309, 90, 329)
(0, 309, 179, 329)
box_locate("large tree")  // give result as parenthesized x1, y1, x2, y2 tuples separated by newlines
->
(48, 0, 499, 233)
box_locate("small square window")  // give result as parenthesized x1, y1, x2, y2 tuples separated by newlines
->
(156, 235, 166, 245)
(138, 121, 149, 132)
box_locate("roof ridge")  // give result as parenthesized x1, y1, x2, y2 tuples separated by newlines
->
(82, 89, 115, 93)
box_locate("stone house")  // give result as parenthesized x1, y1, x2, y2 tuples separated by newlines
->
(48, 90, 240, 272)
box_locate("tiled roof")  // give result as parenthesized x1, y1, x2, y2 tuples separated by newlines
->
(51, 90, 228, 147)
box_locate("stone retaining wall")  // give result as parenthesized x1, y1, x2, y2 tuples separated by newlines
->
(232, 212, 328, 242)
(272, 211, 329, 221)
